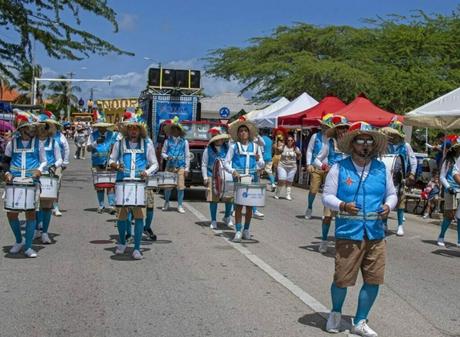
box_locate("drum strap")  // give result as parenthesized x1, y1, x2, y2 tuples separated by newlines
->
(236, 142, 257, 175)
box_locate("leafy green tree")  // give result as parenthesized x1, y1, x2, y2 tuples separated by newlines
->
(11, 64, 46, 104)
(0, 0, 133, 82)
(48, 75, 81, 111)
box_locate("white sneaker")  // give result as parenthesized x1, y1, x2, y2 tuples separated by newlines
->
(132, 249, 143, 260)
(97, 206, 104, 214)
(242, 229, 251, 240)
(115, 244, 126, 255)
(210, 221, 218, 229)
(41, 233, 51, 244)
(54, 207, 62, 217)
(326, 311, 342, 333)
(233, 231, 242, 242)
(74, 155, 77, 159)
(162, 202, 169, 211)
(24, 248, 38, 258)
(422, 213, 429, 219)
(33, 230, 42, 239)
(304, 208, 312, 219)
(81, 157, 85, 160)
(223, 216, 234, 228)
(437, 238, 445, 247)
(351, 319, 378, 337)
(274, 194, 280, 200)
(177, 206, 185, 214)
(396, 225, 404, 236)
(403, 216, 406, 222)
(319, 240, 328, 253)
(9, 241, 24, 254)
(286, 194, 292, 201)
(271, 183, 276, 190)
(253, 210, 264, 219)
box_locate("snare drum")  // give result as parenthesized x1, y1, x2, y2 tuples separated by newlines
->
(380, 154, 405, 192)
(39, 175, 59, 199)
(156, 172, 178, 189)
(146, 174, 159, 189)
(4, 180, 38, 211)
(92, 169, 117, 189)
(234, 183, 266, 207)
(212, 159, 234, 201)
(115, 180, 146, 207)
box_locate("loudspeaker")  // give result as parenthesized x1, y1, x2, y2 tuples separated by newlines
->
(162, 69, 175, 87)
(148, 68, 161, 86)
(175, 70, 189, 88)
(190, 70, 201, 89)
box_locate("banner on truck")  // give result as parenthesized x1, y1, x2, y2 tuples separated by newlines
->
(152, 95, 197, 137)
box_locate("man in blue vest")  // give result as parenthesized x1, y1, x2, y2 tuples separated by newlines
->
(87, 112, 117, 214)
(305, 114, 333, 219)
(3, 113, 47, 258)
(322, 121, 397, 337)
(161, 117, 190, 214)
(224, 117, 264, 242)
(313, 115, 349, 253)
(260, 128, 275, 190)
(109, 114, 158, 260)
(380, 121, 417, 236)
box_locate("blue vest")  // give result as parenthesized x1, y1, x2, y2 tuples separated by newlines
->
(445, 161, 460, 190)
(262, 135, 273, 162)
(165, 137, 186, 169)
(206, 144, 228, 176)
(388, 143, 409, 173)
(10, 136, 41, 178)
(54, 131, 65, 157)
(116, 138, 148, 181)
(232, 142, 258, 176)
(311, 132, 323, 164)
(328, 138, 346, 166)
(42, 137, 57, 170)
(336, 157, 387, 241)
(91, 130, 114, 167)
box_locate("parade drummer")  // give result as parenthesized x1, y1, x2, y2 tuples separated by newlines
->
(274, 133, 301, 200)
(322, 122, 397, 337)
(35, 113, 63, 244)
(2, 113, 47, 258)
(380, 120, 417, 236)
(109, 114, 158, 260)
(313, 115, 349, 253)
(51, 111, 69, 217)
(304, 114, 333, 219)
(201, 127, 233, 229)
(224, 117, 264, 242)
(438, 140, 460, 247)
(161, 117, 190, 214)
(86, 112, 117, 214)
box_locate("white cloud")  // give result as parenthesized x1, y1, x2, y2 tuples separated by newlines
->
(119, 13, 138, 32)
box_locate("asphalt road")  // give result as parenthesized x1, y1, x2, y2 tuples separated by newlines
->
(0, 148, 458, 337)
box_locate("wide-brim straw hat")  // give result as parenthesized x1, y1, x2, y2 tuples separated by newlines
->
(380, 126, 405, 140)
(163, 116, 186, 136)
(317, 113, 334, 128)
(208, 133, 230, 145)
(93, 122, 114, 128)
(325, 115, 349, 138)
(338, 121, 387, 156)
(229, 117, 258, 141)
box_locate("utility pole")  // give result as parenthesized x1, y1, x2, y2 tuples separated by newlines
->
(66, 72, 75, 121)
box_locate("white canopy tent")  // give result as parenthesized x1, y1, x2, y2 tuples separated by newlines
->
(405, 86, 460, 129)
(245, 97, 290, 121)
(251, 92, 318, 128)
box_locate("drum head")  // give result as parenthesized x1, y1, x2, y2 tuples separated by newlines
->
(212, 159, 225, 199)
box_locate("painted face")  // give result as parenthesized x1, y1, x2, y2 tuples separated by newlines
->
(352, 134, 375, 158)
(238, 126, 249, 141)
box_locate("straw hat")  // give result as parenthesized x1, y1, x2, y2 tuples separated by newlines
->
(122, 111, 147, 138)
(14, 113, 34, 130)
(36, 111, 61, 126)
(338, 121, 387, 156)
(92, 110, 113, 128)
(317, 113, 334, 128)
(325, 115, 349, 138)
(228, 116, 258, 141)
(207, 126, 230, 145)
(163, 116, 186, 137)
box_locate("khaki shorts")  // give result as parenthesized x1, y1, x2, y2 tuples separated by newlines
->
(334, 239, 386, 287)
(272, 155, 281, 169)
(118, 207, 144, 220)
(323, 207, 337, 218)
(264, 161, 273, 175)
(166, 167, 185, 190)
(309, 168, 325, 194)
(145, 188, 155, 208)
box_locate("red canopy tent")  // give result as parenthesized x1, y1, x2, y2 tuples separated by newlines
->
(279, 96, 345, 127)
(332, 94, 403, 127)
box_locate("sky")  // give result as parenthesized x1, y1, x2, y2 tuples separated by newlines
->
(36, 0, 460, 101)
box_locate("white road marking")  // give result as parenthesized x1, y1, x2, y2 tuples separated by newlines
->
(183, 201, 354, 335)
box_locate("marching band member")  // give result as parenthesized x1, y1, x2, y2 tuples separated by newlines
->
(322, 122, 396, 337)
(438, 140, 460, 247)
(380, 120, 417, 236)
(3, 113, 47, 258)
(35, 113, 62, 244)
(52, 115, 70, 217)
(274, 133, 301, 200)
(260, 129, 275, 190)
(313, 115, 349, 253)
(86, 112, 117, 214)
(304, 114, 333, 219)
(201, 127, 233, 229)
(224, 117, 264, 242)
(161, 117, 190, 214)
(109, 114, 158, 260)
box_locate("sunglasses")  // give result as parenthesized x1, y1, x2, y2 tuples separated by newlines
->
(354, 138, 374, 145)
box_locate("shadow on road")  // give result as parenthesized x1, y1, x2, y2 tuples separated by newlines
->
(295, 215, 322, 220)
(3, 245, 45, 259)
(431, 249, 460, 258)
(33, 232, 60, 245)
(298, 312, 353, 333)
(104, 246, 152, 261)
(299, 240, 335, 258)
(217, 230, 260, 244)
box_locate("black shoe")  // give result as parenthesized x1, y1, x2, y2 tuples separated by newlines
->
(144, 228, 157, 241)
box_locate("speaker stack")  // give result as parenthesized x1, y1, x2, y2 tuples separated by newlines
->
(148, 68, 201, 89)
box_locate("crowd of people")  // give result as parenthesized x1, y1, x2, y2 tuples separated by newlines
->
(1, 108, 460, 337)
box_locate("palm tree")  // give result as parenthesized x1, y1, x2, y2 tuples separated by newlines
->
(13, 64, 46, 104)
(48, 75, 81, 110)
